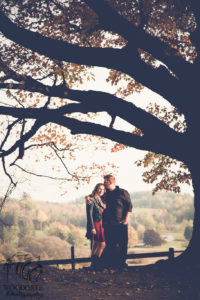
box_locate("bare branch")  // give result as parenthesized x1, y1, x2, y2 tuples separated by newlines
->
(13, 163, 72, 181)
(50, 143, 86, 180)
(0, 119, 44, 159)
(12, 141, 89, 182)
(18, 119, 26, 159)
(0, 101, 15, 107)
(2, 156, 16, 186)
(0, 118, 20, 149)
(0, 75, 61, 163)
(50, 141, 78, 152)
(11, 92, 25, 108)
(44, 74, 58, 108)
(24, 142, 51, 151)
(0, 181, 16, 215)
(109, 115, 116, 128)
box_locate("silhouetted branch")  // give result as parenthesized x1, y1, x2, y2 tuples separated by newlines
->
(24, 142, 51, 151)
(18, 119, 26, 159)
(0, 118, 20, 149)
(10, 91, 25, 108)
(0, 101, 14, 107)
(0, 9, 187, 110)
(13, 163, 72, 181)
(0, 182, 16, 224)
(44, 74, 58, 108)
(84, 0, 191, 77)
(0, 39, 185, 112)
(0, 99, 184, 161)
(2, 156, 16, 186)
(0, 119, 44, 159)
(50, 143, 85, 180)
(0, 11, 122, 69)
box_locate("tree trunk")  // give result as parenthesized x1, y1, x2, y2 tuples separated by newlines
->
(175, 161, 200, 266)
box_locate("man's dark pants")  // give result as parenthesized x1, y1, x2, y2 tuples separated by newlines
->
(102, 223, 128, 268)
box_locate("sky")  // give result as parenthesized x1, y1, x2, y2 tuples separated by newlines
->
(0, 67, 194, 203)
(0, 142, 193, 203)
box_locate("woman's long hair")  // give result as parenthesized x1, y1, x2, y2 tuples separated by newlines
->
(90, 183, 106, 208)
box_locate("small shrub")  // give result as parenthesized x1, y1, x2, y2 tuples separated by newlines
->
(143, 229, 163, 246)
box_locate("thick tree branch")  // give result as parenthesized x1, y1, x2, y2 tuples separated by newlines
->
(0, 10, 186, 111)
(55, 112, 184, 162)
(56, 90, 180, 138)
(0, 58, 186, 118)
(0, 118, 20, 150)
(84, 0, 192, 78)
(0, 119, 44, 159)
(0, 11, 123, 70)
(18, 119, 26, 159)
(122, 50, 187, 113)
(0, 83, 182, 144)
(0, 105, 185, 161)
(0, 48, 180, 110)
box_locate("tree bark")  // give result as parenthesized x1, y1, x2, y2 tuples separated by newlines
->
(175, 161, 200, 266)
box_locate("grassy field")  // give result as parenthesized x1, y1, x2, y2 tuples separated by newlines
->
(127, 231, 188, 266)
(26, 229, 189, 268)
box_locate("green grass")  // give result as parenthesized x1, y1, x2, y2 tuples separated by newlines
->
(163, 231, 185, 241)
(152, 240, 187, 251)
(129, 231, 188, 253)
(128, 237, 188, 266)
(35, 230, 48, 237)
(129, 242, 185, 253)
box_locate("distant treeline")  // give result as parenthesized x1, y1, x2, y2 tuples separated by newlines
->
(0, 191, 193, 262)
(131, 191, 193, 209)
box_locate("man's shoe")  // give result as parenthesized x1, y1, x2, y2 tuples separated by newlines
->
(118, 263, 128, 272)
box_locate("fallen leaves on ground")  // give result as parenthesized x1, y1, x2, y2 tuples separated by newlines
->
(1, 262, 200, 299)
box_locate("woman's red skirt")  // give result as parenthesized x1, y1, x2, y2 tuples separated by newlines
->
(92, 219, 105, 242)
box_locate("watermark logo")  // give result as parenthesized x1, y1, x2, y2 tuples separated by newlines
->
(2, 252, 44, 298)
(3, 283, 44, 298)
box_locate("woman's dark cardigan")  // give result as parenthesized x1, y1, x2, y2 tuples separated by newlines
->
(86, 197, 104, 239)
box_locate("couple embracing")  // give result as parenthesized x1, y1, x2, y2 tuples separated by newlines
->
(86, 174, 132, 270)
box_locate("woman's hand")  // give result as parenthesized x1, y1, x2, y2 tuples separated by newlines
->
(85, 196, 92, 205)
(91, 228, 96, 235)
(121, 219, 128, 225)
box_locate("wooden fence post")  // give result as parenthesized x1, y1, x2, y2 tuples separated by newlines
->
(71, 246, 75, 270)
(168, 248, 174, 260)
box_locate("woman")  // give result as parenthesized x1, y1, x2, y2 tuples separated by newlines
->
(86, 183, 106, 270)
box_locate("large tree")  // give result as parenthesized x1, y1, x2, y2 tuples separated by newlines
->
(0, 0, 199, 265)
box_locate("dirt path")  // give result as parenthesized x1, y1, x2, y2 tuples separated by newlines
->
(1, 263, 200, 300)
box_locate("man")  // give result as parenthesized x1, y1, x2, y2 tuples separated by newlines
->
(102, 175, 132, 270)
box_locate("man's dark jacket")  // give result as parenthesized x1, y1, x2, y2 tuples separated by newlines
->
(102, 186, 132, 226)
